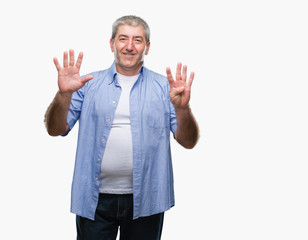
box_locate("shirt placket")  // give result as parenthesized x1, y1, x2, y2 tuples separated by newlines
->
(95, 82, 122, 186)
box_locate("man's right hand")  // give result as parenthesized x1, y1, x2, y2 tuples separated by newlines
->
(53, 49, 94, 94)
(45, 49, 93, 136)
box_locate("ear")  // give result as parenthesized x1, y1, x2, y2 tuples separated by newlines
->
(145, 42, 150, 55)
(110, 39, 114, 53)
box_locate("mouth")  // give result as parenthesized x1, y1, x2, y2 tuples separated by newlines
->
(122, 52, 135, 56)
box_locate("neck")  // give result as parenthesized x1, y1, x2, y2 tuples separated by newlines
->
(115, 62, 143, 76)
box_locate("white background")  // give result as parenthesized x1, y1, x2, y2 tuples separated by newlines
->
(1, 0, 307, 239)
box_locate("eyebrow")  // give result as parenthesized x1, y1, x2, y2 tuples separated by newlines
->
(118, 34, 144, 40)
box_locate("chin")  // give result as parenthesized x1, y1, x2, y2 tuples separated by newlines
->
(122, 60, 137, 67)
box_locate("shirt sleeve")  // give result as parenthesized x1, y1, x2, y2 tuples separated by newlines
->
(169, 99, 177, 135)
(164, 77, 177, 135)
(62, 87, 85, 136)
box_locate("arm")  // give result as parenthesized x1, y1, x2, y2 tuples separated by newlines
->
(44, 49, 93, 136)
(44, 91, 72, 136)
(166, 63, 199, 149)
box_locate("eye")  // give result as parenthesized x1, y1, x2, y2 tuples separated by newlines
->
(119, 37, 127, 42)
(134, 38, 143, 43)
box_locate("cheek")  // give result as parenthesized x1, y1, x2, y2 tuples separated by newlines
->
(114, 42, 125, 52)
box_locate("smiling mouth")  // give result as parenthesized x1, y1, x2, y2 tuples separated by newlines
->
(122, 52, 135, 56)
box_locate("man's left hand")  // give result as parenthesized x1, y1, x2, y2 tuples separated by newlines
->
(166, 63, 195, 109)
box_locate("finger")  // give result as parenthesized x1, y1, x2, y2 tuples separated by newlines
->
(166, 67, 175, 84)
(69, 49, 75, 66)
(81, 74, 94, 84)
(187, 72, 195, 88)
(182, 65, 187, 82)
(53, 57, 61, 71)
(63, 51, 68, 68)
(75, 52, 84, 70)
(176, 62, 182, 81)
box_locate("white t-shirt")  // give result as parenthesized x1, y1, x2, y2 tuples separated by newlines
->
(99, 73, 139, 194)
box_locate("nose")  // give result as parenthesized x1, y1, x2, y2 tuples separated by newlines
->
(126, 39, 134, 51)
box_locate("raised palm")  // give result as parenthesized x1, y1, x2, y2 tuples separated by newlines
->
(166, 63, 194, 109)
(53, 49, 93, 94)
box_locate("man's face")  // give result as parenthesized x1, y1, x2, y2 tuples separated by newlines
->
(110, 24, 150, 76)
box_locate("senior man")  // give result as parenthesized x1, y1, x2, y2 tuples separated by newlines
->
(45, 15, 199, 240)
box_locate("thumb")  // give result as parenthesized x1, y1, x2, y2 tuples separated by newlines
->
(169, 86, 184, 98)
(81, 74, 94, 84)
(171, 86, 185, 94)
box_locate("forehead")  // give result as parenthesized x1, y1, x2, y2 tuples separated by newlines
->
(115, 24, 146, 38)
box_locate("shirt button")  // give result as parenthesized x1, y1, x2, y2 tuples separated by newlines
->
(107, 118, 111, 122)
(102, 138, 106, 143)
(97, 158, 101, 162)
(95, 177, 99, 181)
(112, 101, 116, 104)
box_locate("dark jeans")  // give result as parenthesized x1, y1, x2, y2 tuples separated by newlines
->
(76, 194, 164, 240)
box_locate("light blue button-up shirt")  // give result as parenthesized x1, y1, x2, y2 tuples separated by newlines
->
(64, 62, 177, 220)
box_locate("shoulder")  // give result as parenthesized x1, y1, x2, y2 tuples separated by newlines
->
(142, 67, 171, 100)
(143, 67, 169, 87)
(86, 69, 110, 82)
(82, 68, 112, 88)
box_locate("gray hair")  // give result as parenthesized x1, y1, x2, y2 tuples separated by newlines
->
(111, 15, 150, 43)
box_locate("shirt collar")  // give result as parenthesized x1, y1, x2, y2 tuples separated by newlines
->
(108, 61, 144, 85)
